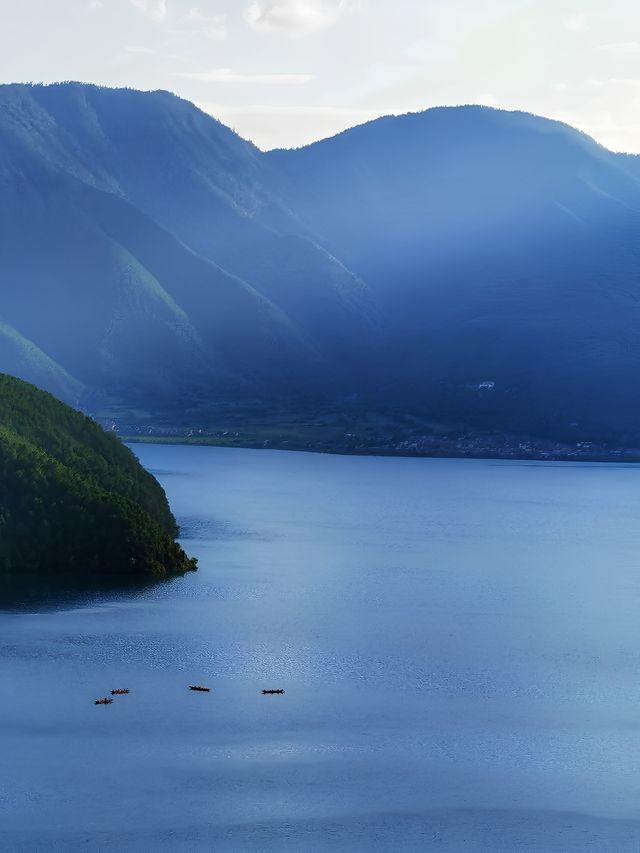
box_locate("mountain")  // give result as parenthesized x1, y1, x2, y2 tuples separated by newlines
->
(0, 320, 83, 403)
(2, 83, 640, 444)
(0, 373, 196, 588)
(267, 106, 640, 441)
(0, 83, 373, 410)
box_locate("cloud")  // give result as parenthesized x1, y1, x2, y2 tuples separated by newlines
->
(243, 1, 351, 36)
(130, 0, 168, 22)
(598, 42, 640, 55)
(585, 78, 640, 89)
(173, 68, 313, 84)
(404, 39, 456, 65)
(564, 13, 588, 33)
(183, 8, 228, 40)
(183, 7, 223, 25)
(327, 62, 423, 107)
(474, 92, 502, 109)
(204, 25, 227, 40)
(183, 6, 208, 21)
(197, 102, 391, 149)
(126, 45, 156, 54)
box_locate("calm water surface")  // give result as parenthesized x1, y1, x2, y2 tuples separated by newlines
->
(3, 446, 640, 850)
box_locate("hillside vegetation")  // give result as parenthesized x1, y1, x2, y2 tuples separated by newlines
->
(0, 374, 196, 586)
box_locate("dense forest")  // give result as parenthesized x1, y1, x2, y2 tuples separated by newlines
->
(0, 374, 196, 586)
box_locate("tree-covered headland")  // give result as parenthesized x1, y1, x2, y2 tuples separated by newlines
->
(0, 374, 196, 586)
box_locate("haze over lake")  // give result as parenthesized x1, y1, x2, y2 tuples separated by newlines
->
(2, 445, 640, 851)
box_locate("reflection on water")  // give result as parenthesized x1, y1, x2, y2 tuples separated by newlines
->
(2, 446, 640, 851)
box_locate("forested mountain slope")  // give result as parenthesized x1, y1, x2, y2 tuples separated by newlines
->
(3, 84, 640, 442)
(0, 374, 196, 586)
(0, 83, 373, 407)
(267, 107, 640, 440)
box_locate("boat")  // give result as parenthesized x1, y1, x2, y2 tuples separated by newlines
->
(111, 689, 130, 695)
(189, 685, 210, 692)
(262, 689, 285, 695)
(94, 698, 113, 705)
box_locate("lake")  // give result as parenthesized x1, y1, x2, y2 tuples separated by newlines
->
(2, 445, 640, 851)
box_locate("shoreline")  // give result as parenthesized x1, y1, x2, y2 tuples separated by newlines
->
(122, 434, 640, 465)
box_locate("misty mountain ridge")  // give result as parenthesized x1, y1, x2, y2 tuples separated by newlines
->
(2, 82, 640, 444)
(0, 82, 373, 405)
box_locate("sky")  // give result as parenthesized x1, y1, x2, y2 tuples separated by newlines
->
(1, 0, 640, 151)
